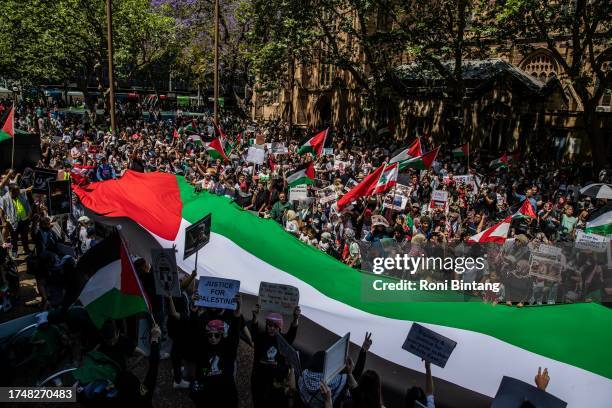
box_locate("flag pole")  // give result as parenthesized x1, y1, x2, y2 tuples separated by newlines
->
(467, 142, 470, 171)
(11, 102, 15, 169)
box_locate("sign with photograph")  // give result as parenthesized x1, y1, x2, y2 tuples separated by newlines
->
(195, 276, 240, 310)
(271, 142, 288, 154)
(33, 167, 58, 194)
(323, 332, 350, 384)
(259, 282, 300, 315)
(47, 180, 72, 216)
(184, 213, 211, 259)
(151, 248, 180, 297)
(323, 147, 334, 156)
(429, 189, 449, 212)
(402, 323, 457, 368)
(316, 185, 338, 204)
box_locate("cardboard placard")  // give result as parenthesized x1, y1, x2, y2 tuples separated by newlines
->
(491, 376, 567, 408)
(402, 323, 457, 368)
(258, 282, 300, 315)
(323, 147, 334, 156)
(33, 167, 58, 194)
(195, 276, 240, 310)
(323, 332, 350, 384)
(277, 333, 301, 374)
(184, 213, 211, 260)
(575, 230, 608, 253)
(47, 180, 72, 216)
(246, 146, 265, 164)
(151, 248, 180, 297)
(289, 185, 308, 202)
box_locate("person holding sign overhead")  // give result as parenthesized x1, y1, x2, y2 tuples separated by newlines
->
(250, 302, 301, 408)
(190, 294, 243, 408)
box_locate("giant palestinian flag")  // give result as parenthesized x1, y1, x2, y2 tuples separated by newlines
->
(73, 171, 612, 407)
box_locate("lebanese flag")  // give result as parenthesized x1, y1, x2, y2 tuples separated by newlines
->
(398, 146, 440, 171)
(207, 137, 229, 161)
(0, 107, 14, 142)
(336, 163, 386, 211)
(468, 216, 512, 244)
(287, 162, 315, 187)
(373, 162, 399, 194)
(452, 143, 469, 158)
(71, 164, 96, 186)
(513, 199, 537, 219)
(77, 230, 151, 328)
(490, 153, 508, 169)
(389, 138, 422, 164)
(298, 128, 328, 156)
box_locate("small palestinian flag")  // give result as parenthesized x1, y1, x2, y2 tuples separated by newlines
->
(188, 135, 203, 146)
(77, 231, 151, 328)
(173, 128, 180, 139)
(287, 162, 315, 187)
(513, 199, 537, 219)
(298, 129, 328, 156)
(377, 123, 395, 138)
(452, 143, 469, 158)
(373, 162, 399, 194)
(490, 154, 509, 169)
(0, 107, 14, 142)
(398, 146, 440, 171)
(207, 137, 229, 161)
(585, 210, 612, 236)
(389, 138, 422, 164)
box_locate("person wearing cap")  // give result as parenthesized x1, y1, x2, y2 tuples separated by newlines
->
(250, 303, 301, 408)
(31, 312, 67, 383)
(190, 295, 242, 408)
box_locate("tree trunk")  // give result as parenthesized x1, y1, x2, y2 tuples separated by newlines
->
(583, 109, 608, 174)
(287, 58, 295, 137)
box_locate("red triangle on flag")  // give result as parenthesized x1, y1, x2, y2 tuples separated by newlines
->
(1, 107, 14, 137)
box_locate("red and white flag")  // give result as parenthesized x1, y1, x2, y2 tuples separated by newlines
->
(468, 216, 512, 244)
(373, 162, 399, 195)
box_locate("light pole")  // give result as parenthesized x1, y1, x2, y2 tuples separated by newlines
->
(106, 0, 116, 135)
(213, 0, 220, 125)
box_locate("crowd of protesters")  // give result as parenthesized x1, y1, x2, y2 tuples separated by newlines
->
(0, 97, 608, 406)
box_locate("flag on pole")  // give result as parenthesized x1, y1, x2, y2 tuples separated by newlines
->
(452, 143, 469, 158)
(0, 107, 14, 142)
(287, 162, 315, 187)
(490, 153, 509, 169)
(337, 164, 386, 211)
(398, 146, 440, 171)
(298, 129, 328, 156)
(207, 137, 229, 161)
(389, 139, 422, 164)
(373, 162, 399, 194)
(513, 199, 537, 219)
(585, 210, 612, 236)
(467, 216, 512, 244)
(188, 135, 203, 146)
(377, 122, 395, 138)
(173, 128, 180, 139)
(77, 231, 151, 328)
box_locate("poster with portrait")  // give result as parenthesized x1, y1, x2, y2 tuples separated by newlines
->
(47, 180, 72, 216)
(184, 213, 211, 259)
(33, 167, 58, 194)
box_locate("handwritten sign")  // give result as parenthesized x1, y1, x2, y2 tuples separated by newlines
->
(575, 230, 608, 253)
(258, 282, 300, 315)
(195, 276, 240, 310)
(402, 323, 457, 368)
(289, 185, 308, 202)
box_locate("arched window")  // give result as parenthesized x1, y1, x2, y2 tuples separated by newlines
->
(520, 50, 559, 83)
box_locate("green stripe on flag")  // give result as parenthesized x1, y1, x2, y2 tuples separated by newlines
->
(84, 288, 149, 328)
(175, 176, 612, 380)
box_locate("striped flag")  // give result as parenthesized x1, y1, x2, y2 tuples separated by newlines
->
(585, 210, 612, 236)
(389, 138, 422, 164)
(373, 162, 399, 194)
(298, 129, 328, 156)
(468, 216, 512, 244)
(287, 162, 315, 187)
(490, 153, 509, 169)
(452, 143, 469, 158)
(398, 146, 440, 171)
(0, 107, 14, 142)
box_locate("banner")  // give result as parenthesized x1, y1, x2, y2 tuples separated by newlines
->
(151, 248, 180, 297)
(195, 276, 240, 310)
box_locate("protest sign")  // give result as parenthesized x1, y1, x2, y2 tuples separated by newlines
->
(445, 174, 479, 195)
(277, 333, 301, 374)
(384, 183, 412, 211)
(47, 180, 72, 216)
(151, 248, 180, 297)
(528, 243, 563, 282)
(258, 282, 300, 315)
(402, 323, 457, 368)
(246, 146, 265, 164)
(575, 230, 608, 253)
(491, 376, 567, 408)
(247, 125, 256, 133)
(323, 332, 350, 384)
(429, 190, 449, 212)
(184, 213, 211, 259)
(195, 276, 240, 310)
(334, 160, 349, 173)
(33, 167, 58, 194)
(344, 179, 358, 193)
(323, 147, 334, 156)
(271, 142, 288, 154)
(317, 185, 338, 204)
(289, 185, 308, 202)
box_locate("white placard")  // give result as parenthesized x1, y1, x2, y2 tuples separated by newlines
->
(575, 230, 608, 253)
(323, 332, 350, 384)
(246, 146, 265, 164)
(289, 185, 308, 201)
(259, 282, 300, 315)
